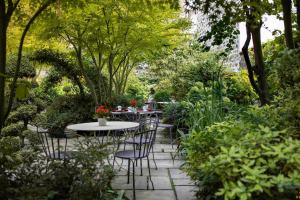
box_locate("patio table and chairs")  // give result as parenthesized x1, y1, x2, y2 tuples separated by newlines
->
(66, 111, 160, 200)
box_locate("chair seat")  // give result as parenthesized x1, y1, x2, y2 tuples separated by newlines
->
(158, 123, 173, 128)
(125, 136, 151, 144)
(114, 150, 147, 159)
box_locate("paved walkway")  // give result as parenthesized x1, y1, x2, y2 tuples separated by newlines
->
(111, 128, 197, 200)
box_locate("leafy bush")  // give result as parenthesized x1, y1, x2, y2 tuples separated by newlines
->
(274, 49, 300, 89)
(171, 52, 222, 99)
(45, 95, 94, 136)
(201, 126, 299, 200)
(1, 122, 24, 137)
(6, 104, 37, 125)
(154, 90, 172, 102)
(6, 54, 36, 78)
(163, 101, 192, 128)
(184, 109, 300, 200)
(224, 71, 257, 104)
(0, 137, 120, 200)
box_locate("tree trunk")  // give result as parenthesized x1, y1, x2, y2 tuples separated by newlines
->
(296, 0, 300, 31)
(251, 25, 269, 105)
(281, 0, 294, 49)
(76, 47, 99, 105)
(242, 23, 261, 96)
(0, 1, 7, 131)
(108, 53, 114, 100)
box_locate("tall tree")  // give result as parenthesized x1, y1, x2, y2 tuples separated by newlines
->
(40, 0, 188, 105)
(0, 0, 56, 132)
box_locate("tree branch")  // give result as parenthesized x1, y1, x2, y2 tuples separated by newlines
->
(4, 0, 56, 121)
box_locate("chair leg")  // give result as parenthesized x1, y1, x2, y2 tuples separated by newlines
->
(147, 156, 154, 190)
(151, 146, 158, 170)
(113, 156, 116, 169)
(140, 158, 143, 176)
(127, 160, 130, 184)
(170, 127, 173, 148)
(132, 160, 136, 200)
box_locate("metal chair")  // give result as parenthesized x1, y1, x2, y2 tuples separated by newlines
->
(124, 113, 159, 171)
(114, 129, 156, 200)
(36, 126, 77, 160)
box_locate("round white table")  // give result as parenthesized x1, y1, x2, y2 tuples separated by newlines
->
(66, 121, 139, 131)
(67, 121, 139, 167)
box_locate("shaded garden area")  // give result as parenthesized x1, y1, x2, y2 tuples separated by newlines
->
(0, 0, 300, 200)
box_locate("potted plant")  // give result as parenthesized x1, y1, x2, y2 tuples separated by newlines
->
(129, 99, 137, 112)
(95, 105, 110, 126)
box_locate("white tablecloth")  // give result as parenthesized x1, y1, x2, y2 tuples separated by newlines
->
(66, 121, 139, 131)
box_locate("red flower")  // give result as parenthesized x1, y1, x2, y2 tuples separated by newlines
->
(130, 99, 137, 107)
(96, 105, 110, 118)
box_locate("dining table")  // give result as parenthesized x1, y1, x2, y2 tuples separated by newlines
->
(66, 121, 139, 132)
(66, 121, 140, 166)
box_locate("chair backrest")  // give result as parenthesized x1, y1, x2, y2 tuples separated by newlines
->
(36, 127, 68, 160)
(132, 129, 156, 158)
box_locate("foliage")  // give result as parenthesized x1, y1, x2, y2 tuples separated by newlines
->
(163, 101, 192, 128)
(274, 48, 300, 89)
(184, 117, 300, 200)
(6, 104, 37, 125)
(6, 54, 36, 78)
(153, 90, 172, 102)
(45, 95, 94, 136)
(32, 49, 86, 97)
(148, 43, 222, 100)
(125, 76, 147, 99)
(224, 71, 257, 104)
(0, 136, 119, 200)
(37, 0, 189, 104)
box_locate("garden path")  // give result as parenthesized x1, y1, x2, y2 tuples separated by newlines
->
(111, 127, 197, 200)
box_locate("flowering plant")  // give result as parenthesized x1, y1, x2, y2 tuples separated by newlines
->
(130, 99, 137, 107)
(95, 105, 110, 118)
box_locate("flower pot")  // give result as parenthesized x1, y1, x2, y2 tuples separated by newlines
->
(98, 118, 107, 126)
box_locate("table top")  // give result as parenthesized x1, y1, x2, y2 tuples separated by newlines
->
(66, 121, 139, 131)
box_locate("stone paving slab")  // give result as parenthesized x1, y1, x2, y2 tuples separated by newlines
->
(117, 168, 169, 176)
(112, 158, 183, 169)
(112, 176, 172, 190)
(173, 178, 195, 186)
(169, 168, 189, 179)
(153, 144, 175, 153)
(175, 186, 198, 200)
(124, 190, 176, 200)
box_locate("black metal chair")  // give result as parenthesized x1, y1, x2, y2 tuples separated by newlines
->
(124, 113, 159, 171)
(36, 126, 78, 160)
(114, 129, 156, 200)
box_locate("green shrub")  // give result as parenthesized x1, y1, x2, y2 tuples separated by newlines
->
(171, 52, 222, 100)
(1, 122, 24, 137)
(163, 101, 192, 128)
(224, 71, 257, 104)
(201, 126, 300, 200)
(6, 105, 37, 125)
(6, 54, 36, 78)
(0, 137, 120, 200)
(45, 95, 94, 136)
(154, 90, 172, 102)
(184, 117, 300, 200)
